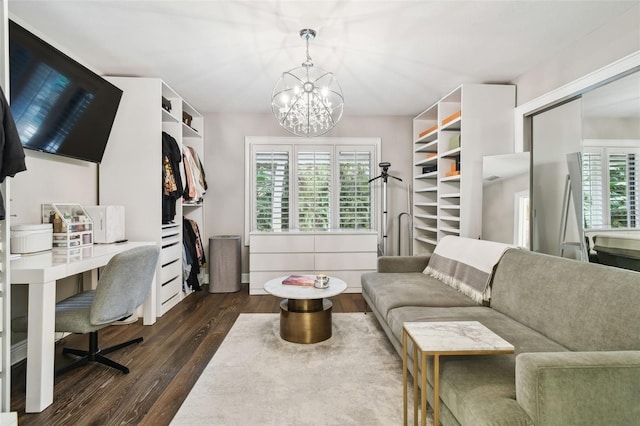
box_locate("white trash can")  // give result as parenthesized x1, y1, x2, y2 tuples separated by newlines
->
(209, 235, 241, 293)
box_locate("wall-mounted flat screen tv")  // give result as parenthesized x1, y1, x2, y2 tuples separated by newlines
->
(8, 20, 122, 163)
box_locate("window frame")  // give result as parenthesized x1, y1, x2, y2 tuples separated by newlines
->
(582, 139, 640, 230)
(245, 136, 381, 243)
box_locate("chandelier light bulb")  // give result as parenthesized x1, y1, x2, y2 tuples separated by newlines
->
(271, 28, 344, 137)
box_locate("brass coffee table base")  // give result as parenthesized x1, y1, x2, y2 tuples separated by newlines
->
(280, 298, 332, 344)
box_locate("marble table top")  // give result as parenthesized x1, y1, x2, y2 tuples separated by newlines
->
(264, 275, 347, 300)
(403, 321, 514, 353)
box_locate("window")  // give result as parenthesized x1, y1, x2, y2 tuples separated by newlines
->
(582, 146, 640, 229)
(339, 151, 372, 229)
(255, 151, 289, 231)
(297, 150, 331, 230)
(247, 137, 379, 235)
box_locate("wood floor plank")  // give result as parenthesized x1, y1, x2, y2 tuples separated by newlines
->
(11, 284, 365, 425)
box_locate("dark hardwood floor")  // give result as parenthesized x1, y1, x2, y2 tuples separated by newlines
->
(10, 284, 367, 425)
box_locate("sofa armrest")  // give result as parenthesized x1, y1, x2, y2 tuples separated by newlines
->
(377, 255, 430, 273)
(515, 351, 640, 426)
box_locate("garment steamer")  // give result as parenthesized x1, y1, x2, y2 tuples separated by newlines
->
(369, 162, 402, 256)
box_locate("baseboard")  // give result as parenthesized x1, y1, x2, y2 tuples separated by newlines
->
(241, 273, 250, 284)
(11, 339, 27, 365)
(12, 332, 71, 366)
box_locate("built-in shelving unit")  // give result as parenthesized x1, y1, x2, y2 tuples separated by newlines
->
(412, 84, 515, 255)
(100, 77, 205, 316)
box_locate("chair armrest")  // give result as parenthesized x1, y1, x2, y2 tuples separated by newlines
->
(515, 351, 640, 426)
(377, 255, 430, 273)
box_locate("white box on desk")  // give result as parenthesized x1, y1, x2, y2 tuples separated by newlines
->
(84, 205, 125, 243)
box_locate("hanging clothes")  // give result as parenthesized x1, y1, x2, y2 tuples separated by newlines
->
(182, 146, 207, 204)
(182, 217, 206, 291)
(162, 131, 183, 223)
(0, 86, 27, 220)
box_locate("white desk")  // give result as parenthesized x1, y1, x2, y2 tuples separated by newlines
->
(11, 241, 157, 413)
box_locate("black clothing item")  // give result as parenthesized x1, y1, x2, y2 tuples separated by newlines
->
(0, 86, 27, 220)
(183, 217, 205, 291)
(162, 131, 183, 223)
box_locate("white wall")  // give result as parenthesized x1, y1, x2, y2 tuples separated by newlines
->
(583, 118, 640, 139)
(203, 113, 413, 274)
(482, 172, 529, 244)
(513, 5, 640, 106)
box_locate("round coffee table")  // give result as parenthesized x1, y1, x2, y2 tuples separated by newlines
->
(264, 276, 347, 344)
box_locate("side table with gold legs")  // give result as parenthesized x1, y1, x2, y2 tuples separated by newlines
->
(402, 321, 515, 426)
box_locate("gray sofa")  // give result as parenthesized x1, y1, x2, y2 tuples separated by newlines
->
(361, 247, 640, 426)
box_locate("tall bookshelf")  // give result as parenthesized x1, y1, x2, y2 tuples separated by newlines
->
(412, 84, 515, 255)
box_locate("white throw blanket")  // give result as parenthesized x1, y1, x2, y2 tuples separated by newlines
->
(423, 236, 515, 304)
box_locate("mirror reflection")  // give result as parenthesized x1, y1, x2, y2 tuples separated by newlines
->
(529, 71, 640, 270)
(482, 152, 530, 247)
(581, 72, 640, 269)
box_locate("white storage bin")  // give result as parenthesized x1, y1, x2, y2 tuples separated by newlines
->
(10, 224, 53, 254)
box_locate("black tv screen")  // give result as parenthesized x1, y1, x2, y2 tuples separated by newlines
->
(8, 20, 122, 163)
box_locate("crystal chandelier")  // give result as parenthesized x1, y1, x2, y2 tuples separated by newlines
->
(272, 29, 344, 137)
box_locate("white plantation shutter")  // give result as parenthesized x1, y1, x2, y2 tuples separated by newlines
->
(582, 150, 604, 229)
(339, 151, 372, 229)
(255, 151, 289, 231)
(609, 152, 638, 228)
(297, 150, 331, 230)
(249, 139, 378, 233)
(582, 147, 639, 229)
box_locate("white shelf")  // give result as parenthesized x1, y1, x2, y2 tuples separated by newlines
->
(415, 139, 438, 153)
(440, 226, 461, 234)
(162, 108, 179, 123)
(440, 192, 461, 198)
(415, 187, 437, 193)
(440, 216, 460, 222)
(415, 236, 438, 245)
(440, 147, 461, 158)
(415, 225, 438, 233)
(416, 202, 438, 207)
(441, 115, 461, 131)
(415, 214, 438, 220)
(416, 171, 438, 180)
(440, 205, 461, 210)
(415, 156, 437, 166)
(182, 123, 201, 138)
(440, 175, 461, 183)
(414, 128, 438, 144)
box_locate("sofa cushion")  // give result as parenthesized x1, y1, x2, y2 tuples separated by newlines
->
(386, 306, 569, 357)
(491, 248, 640, 351)
(386, 306, 567, 426)
(361, 272, 479, 320)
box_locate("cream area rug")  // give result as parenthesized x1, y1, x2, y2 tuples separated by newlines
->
(171, 313, 432, 425)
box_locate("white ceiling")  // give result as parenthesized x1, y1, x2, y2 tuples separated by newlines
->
(7, 0, 639, 116)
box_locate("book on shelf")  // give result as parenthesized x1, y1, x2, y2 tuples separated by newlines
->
(282, 275, 315, 286)
(442, 110, 461, 126)
(418, 124, 437, 138)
